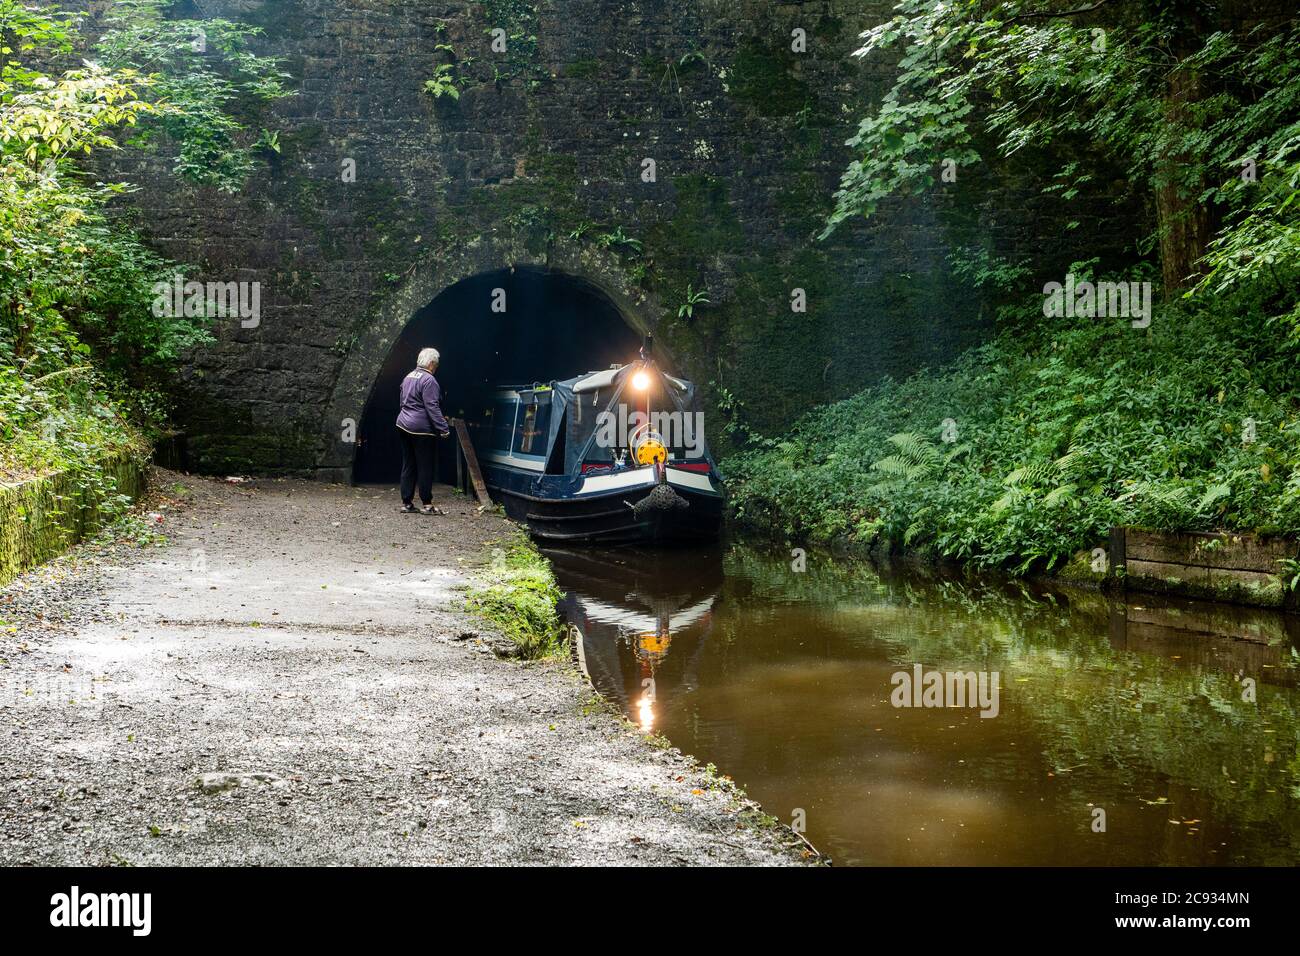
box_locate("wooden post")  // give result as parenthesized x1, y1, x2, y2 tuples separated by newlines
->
(455, 432, 465, 494)
(448, 417, 489, 506)
(1109, 526, 1127, 583)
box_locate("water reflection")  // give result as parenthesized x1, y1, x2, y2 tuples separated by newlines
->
(546, 542, 1300, 866)
(551, 546, 724, 732)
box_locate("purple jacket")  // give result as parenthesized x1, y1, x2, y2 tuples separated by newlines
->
(396, 368, 449, 435)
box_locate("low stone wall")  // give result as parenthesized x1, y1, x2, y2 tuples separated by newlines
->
(1116, 527, 1297, 609)
(0, 454, 148, 587)
(1061, 527, 1300, 611)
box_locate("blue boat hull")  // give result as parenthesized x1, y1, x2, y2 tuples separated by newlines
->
(482, 462, 723, 544)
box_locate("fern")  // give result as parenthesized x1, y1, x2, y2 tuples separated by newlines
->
(1041, 483, 1078, 508)
(423, 64, 460, 99)
(1052, 448, 1083, 474)
(998, 446, 1084, 510)
(991, 487, 1025, 513)
(1196, 482, 1232, 513)
(872, 432, 941, 481)
(1116, 481, 1195, 512)
(943, 442, 972, 464)
(1003, 460, 1055, 487)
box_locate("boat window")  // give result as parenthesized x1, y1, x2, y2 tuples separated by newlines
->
(488, 399, 517, 452)
(513, 397, 551, 457)
(519, 405, 538, 453)
(572, 390, 610, 465)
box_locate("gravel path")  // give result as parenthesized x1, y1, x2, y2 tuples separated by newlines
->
(0, 472, 808, 866)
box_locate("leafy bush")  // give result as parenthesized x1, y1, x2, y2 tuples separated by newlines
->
(94, 0, 293, 192)
(726, 287, 1300, 573)
(0, 364, 147, 484)
(1, 1, 287, 483)
(827, 1, 1300, 328)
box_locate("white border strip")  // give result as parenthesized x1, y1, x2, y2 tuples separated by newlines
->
(481, 451, 545, 472)
(577, 470, 655, 494)
(666, 470, 718, 493)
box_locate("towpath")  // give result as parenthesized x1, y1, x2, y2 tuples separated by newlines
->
(0, 473, 806, 866)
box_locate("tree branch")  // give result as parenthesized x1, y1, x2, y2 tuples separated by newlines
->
(1009, 0, 1115, 21)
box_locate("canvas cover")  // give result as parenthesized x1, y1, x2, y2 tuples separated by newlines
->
(513, 365, 696, 475)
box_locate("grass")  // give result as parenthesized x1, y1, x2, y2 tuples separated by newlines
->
(465, 533, 567, 659)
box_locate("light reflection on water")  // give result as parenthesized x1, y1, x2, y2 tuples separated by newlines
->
(547, 543, 1300, 866)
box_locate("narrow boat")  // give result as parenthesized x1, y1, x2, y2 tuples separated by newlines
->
(470, 348, 724, 544)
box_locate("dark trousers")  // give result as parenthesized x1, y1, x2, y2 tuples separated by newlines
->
(398, 429, 435, 505)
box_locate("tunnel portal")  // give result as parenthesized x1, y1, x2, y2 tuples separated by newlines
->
(352, 267, 644, 485)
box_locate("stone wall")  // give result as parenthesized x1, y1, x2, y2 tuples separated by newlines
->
(89, 0, 1135, 476)
(0, 454, 148, 587)
(1116, 527, 1298, 610)
(1060, 527, 1300, 611)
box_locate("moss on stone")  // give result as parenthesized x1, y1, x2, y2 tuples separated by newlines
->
(0, 453, 148, 587)
(725, 36, 812, 118)
(481, 0, 543, 85)
(1055, 549, 1110, 587)
(562, 59, 601, 79)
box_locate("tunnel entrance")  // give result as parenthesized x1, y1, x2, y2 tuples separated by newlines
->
(352, 267, 644, 485)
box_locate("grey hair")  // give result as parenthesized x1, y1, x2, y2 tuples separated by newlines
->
(416, 347, 440, 369)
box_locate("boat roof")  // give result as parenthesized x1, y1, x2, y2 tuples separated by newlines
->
(573, 365, 624, 393)
(494, 364, 691, 395)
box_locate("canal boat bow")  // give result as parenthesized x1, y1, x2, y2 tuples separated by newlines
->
(470, 351, 724, 544)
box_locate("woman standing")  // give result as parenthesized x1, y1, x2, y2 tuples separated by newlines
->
(395, 347, 450, 514)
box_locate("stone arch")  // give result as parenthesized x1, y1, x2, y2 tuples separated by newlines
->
(318, 237, 665, 482)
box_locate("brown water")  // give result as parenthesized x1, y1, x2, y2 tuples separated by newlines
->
(546, 543, 1300, 866)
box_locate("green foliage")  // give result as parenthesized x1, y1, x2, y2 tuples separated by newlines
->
(713, 384, 774, 449)
(423, 64, 461, 100)
(675, 283, 710, 321)
(481, 0, 541, 86)
(795, 3, 1300, 568)
(1, 12, 194, 480)
(871, 432, 941, 482)
(1197, 121, 1300, 333)
(94, 0, 293, 191)
(596, 226, 643, 255)
(465, 535, 566, 658)
(111, 510, 169, 548)
(0, 0, 284, 483)
(726, 286, 1300, 573)
(1279, 558, 1300, 593)
(421, 42, 462, 100)
(0, 364, 147, 483)
(831, 3, 1297, 227)
(827, 1, 1300, 328)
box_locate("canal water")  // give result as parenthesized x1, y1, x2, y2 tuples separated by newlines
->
(545, 543, 1300, 866)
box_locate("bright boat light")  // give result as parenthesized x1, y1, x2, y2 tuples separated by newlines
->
(631, 370, 651, 391)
